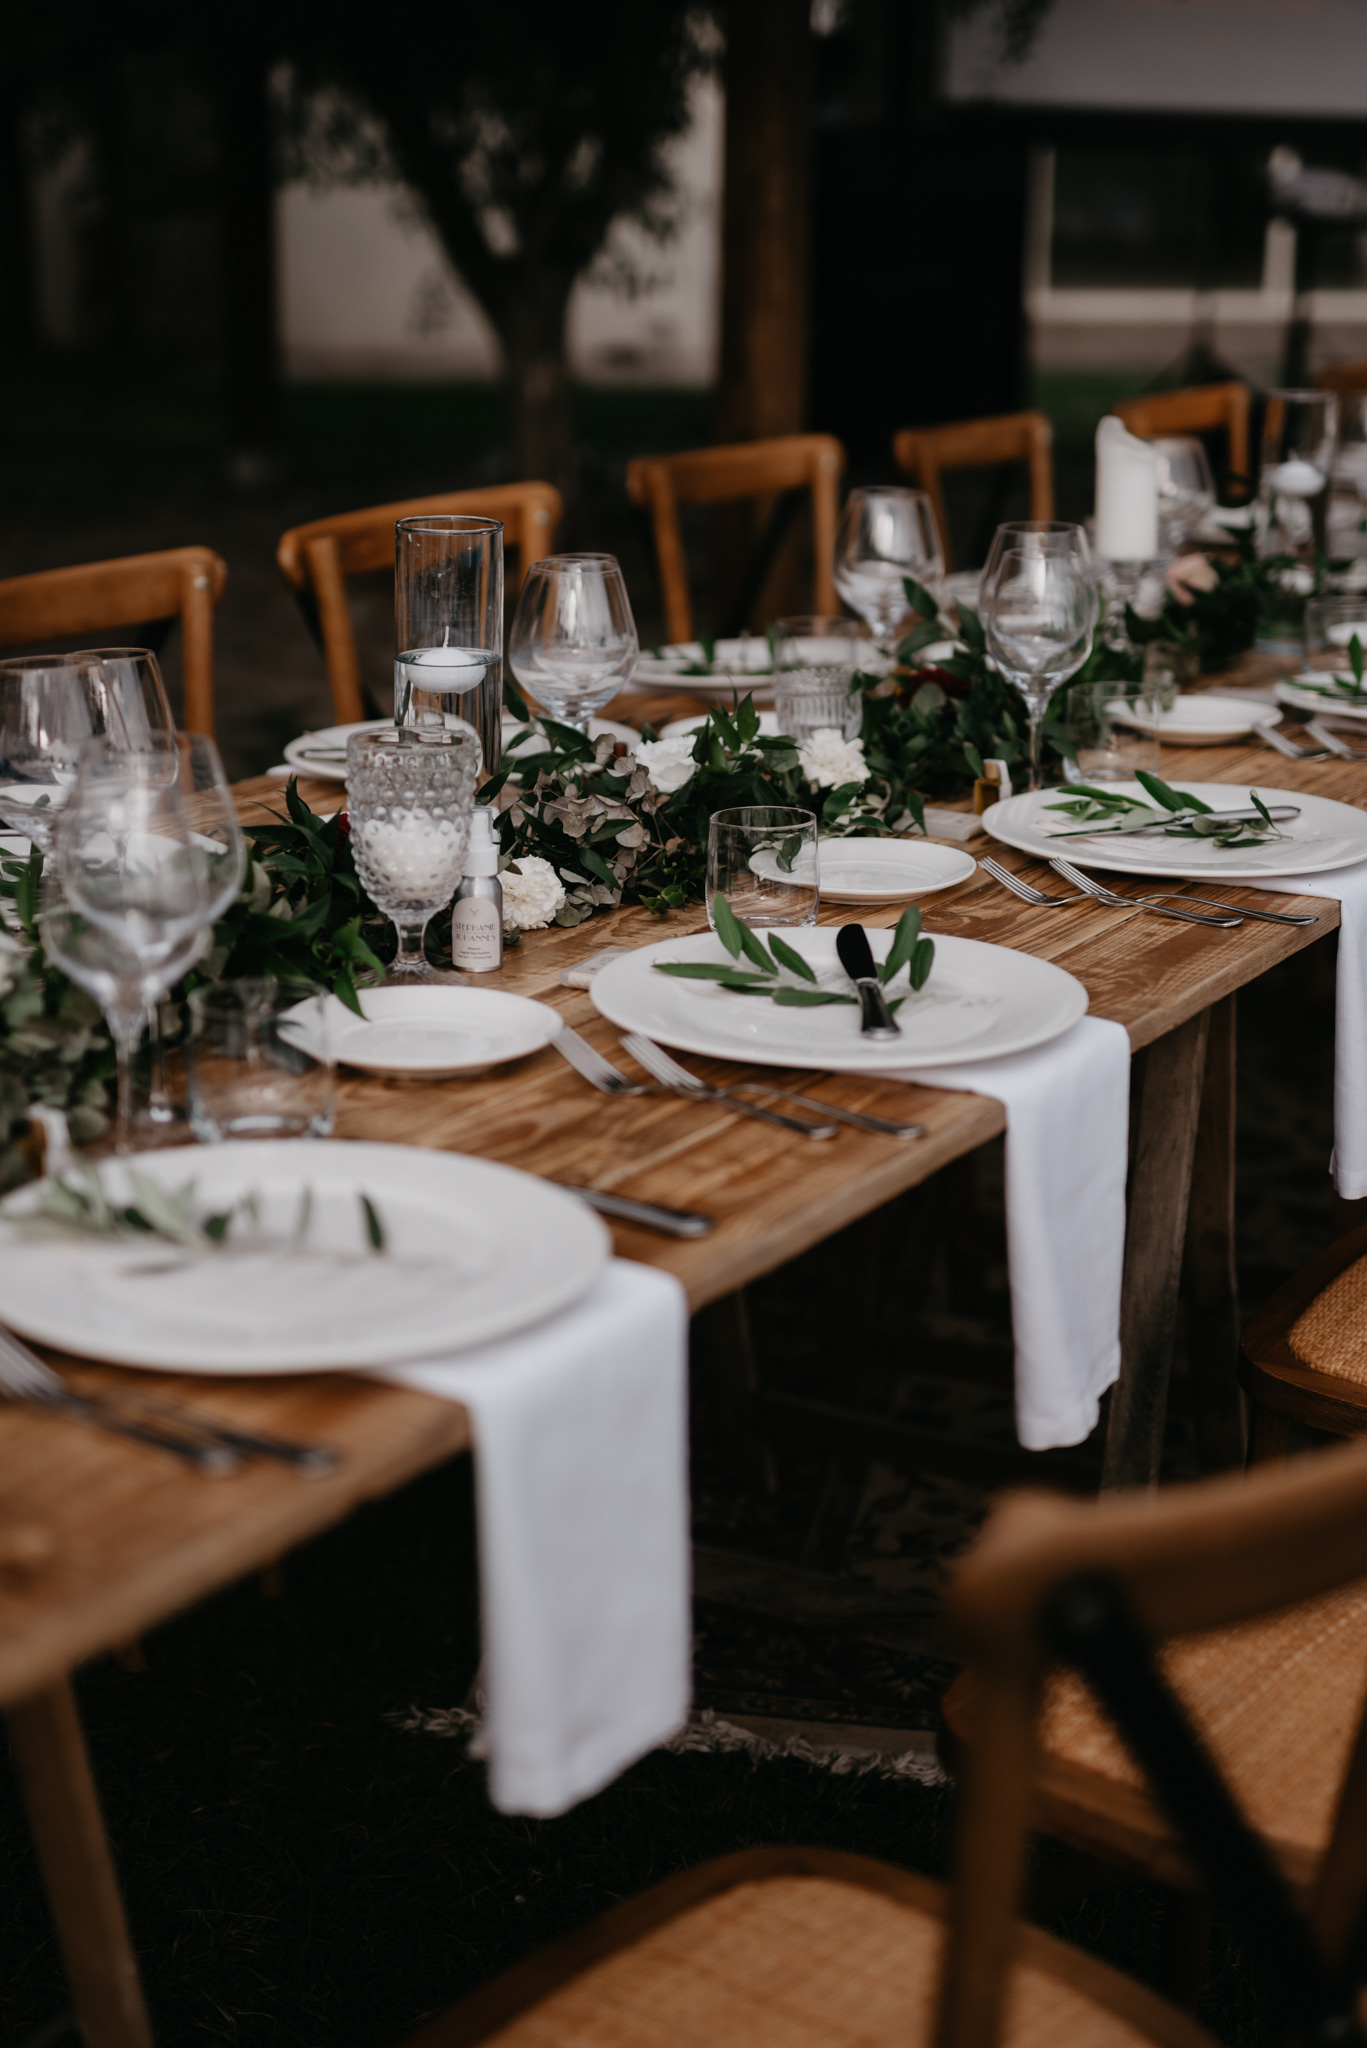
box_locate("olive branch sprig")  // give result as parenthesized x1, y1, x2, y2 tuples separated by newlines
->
(1294, 630, 1367, 704)
(652, 893, 935, 1008)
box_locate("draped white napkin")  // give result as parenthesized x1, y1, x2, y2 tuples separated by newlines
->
(891, 1015, 1131, 1451)
(377, 1258, 690, 1817)
(1260, 860, 1367, 1197)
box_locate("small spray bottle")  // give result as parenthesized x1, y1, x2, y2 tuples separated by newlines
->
(451, 807, 503, 973)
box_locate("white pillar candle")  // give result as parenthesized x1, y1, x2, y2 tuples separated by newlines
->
(1095, 416, 1160, 561)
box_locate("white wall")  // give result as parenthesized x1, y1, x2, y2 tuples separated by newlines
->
(278, 77, 723, 386)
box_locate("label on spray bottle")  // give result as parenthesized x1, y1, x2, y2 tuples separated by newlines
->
(452, 895, 503, 972)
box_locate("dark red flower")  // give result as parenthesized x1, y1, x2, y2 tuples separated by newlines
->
(336, 810, 350, 836)
(906, 664, 971, 701)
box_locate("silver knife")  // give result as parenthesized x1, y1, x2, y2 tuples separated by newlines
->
(550, 1182, 714, 1238)
(835, 924, 902, 1040)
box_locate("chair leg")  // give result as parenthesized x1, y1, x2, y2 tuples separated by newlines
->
(5, 1677, 154, 2048)
(1159, 1888, 1213, 2011)
(1246, 1402, 1292, 1467)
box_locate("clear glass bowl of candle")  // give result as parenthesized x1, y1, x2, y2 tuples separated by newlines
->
(1304, 593, 1367, 676)
(346, 729, 480, 983)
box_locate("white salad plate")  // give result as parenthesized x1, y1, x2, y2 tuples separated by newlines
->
(590, 926, 1086, 1073)
(634, 640, 776, 701)
(985, 779, 1367, 882)
(1108, 693, 1279, 746)
(1276, 676, 1367, 725)
(284, 716, 636, 782)
(0, 1140, 608, 1373)
(813, 838, 978, 903)
(291, 986, 564, 1078)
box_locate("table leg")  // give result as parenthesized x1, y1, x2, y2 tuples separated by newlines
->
(6, 1677, 154, 2048)
(1103, 1009, 1211, 1491)
(1181, 994, 1246, 1474)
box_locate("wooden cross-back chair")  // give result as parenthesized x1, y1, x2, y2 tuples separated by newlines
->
(941, 1435, 1367, 2035)
(0, 546, 226, 737)
(276, 483, 562, 725)
(891, 412, 1054, 572)
(1112, 384, 1251, 490)
(625, 433, 845, 645)
(1240, 1214, 1367, 1463)
(395, 1445, 1367, 2048)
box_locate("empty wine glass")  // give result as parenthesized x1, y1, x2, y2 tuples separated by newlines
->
(979, 548, 1097, 790)
(0, 650, 173, 850)
(509, 554, 638, 735)
(833, 487, 944, 652)
(48, 743, 217, 1152)
(346, 728, 480, 982)
(1151, 437, 1216, 551)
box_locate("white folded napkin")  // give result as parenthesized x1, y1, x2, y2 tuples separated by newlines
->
(377, 1259, 690, 1817)
(1259, 860, 1367, 1197)
(891, 1015, 1131, 1451)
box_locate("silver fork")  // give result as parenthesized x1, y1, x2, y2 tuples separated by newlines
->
(0, 1324, 336, 1473)
(1048, 858, 1241, 927)
(619, 1035, 840, 1140)
(1049, 856, 1316, 929)
(980, 855, 1086, 908)
(556, 1022, 920, 1136)
(1305, 716, 1367, 761)
(1260, 723, 1332, 762)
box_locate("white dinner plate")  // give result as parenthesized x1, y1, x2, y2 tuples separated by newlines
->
(284, 716, 637, 782)
(0, 1140, 608, 1373)
(1276, 676, 1367, 725)
(590, 926, 1086, 1073)
(634, 640, 776, 702)
(1108, 693, 1280, 746)
(985, 779, 1367, 882)
(293, 985, 563, 1077)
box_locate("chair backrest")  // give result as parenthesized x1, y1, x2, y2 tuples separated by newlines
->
(1113, 382, 1251, 487)
(0, 546, 227, 737)
(938, 1437, 1367, 2048)
(276, 483, 562, 726)
(1319, 359, 1367, 400)
(624, 433, 845, 645)
(891, 412, 1054, 573)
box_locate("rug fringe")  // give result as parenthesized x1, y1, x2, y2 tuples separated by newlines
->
(389, 1704, 946, 1786)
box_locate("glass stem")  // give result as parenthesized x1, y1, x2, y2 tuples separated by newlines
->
(146, 1003, 175, 1123)
(393, 917, 431, 972)
(1028, 705, 1046, 792)
(106, 1012, 144, 1155)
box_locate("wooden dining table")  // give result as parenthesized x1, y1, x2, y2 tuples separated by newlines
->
(0, 671, 1355, 2047)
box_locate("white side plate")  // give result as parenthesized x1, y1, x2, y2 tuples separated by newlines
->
(1276, 676, 1367, 725)
(0, 1141, 608, 1373)
(1107, 693, 1279, 746)
(590, 926, 1086, 1073)
(291, 986, 564, 1078)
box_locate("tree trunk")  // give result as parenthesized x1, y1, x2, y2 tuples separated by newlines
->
(717, 0, 812, 444)
(497, 271, 576, 496)
(216, 45, 283, 491)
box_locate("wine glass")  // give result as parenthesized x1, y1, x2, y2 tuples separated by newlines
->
(0, 651, 173, 851)
(1151, 437, 1216, 551)
(346, 728, 480, 982)
(979, 548, 1097, 791)
(509, 554, 638, 736)
(47, 743, 218, 1152)
(833, 487, 944, 652)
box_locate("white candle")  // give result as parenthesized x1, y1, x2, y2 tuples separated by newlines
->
(1265, 459, 1327, 498)
(1094, 416, 1159, 561)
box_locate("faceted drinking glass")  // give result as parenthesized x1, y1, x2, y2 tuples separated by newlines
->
(346, 729, 479, 983)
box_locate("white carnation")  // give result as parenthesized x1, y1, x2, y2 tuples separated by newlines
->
(501, 855, 567, 931)
(634, 734, 697, 794)
(797, 729, 868, 790)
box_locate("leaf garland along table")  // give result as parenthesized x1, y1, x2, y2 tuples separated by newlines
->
(0, 672, 1346, 2048)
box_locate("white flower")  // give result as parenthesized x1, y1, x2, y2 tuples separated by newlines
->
(634, 735, 697, 794)
(501, 855, 567, 931)
(0, 930, 23, 1000)
(797, 729, 868, 789)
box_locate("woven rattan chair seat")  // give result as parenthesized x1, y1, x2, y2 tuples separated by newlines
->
(471, 1873, 1210, 2048)
(1037, 1579, 1367, 1881)
(1288, 1255, 1367, 1383)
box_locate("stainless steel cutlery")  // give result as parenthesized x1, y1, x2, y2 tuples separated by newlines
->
(620, 1034, 839, 1138)
(1048, 856, 1317, 927)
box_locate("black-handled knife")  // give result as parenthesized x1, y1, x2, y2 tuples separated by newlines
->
(835, 924, 902, 1041)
